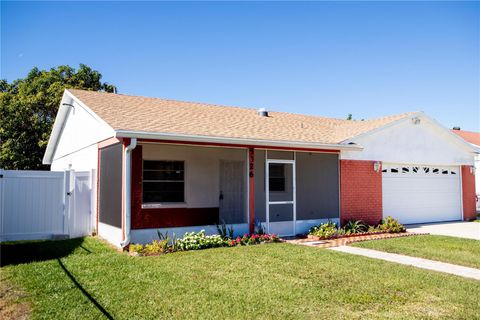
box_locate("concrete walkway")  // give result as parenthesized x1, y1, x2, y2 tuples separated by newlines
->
(330, 246, 480, 281)
(406, 221, 479, 240)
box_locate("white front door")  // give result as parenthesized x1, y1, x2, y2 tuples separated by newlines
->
(266, 160, 296, 236)
(382, 164, 462, 224)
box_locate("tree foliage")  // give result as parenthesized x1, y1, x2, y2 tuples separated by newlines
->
(0, 64, 116, 170)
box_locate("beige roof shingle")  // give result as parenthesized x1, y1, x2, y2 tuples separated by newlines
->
(68, 89, 415, 144)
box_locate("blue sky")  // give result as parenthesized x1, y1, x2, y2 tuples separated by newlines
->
(2, 1, 479, 131)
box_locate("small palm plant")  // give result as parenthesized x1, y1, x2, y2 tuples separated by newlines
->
(342, 220, 367, 234)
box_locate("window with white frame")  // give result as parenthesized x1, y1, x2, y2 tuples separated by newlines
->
(143, 160, 185, 203)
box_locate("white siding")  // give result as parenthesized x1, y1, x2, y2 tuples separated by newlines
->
(341, 116, 474, 166)
(50, 98, 113, 231)
(52, 99, 113, 165)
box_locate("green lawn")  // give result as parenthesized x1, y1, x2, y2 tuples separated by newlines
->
(352, 235, 480, 269)
(1, 237, 479, 320)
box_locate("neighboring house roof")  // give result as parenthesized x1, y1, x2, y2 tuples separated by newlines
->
(66, 89, 415, 145)
(452, 129, 480, 147)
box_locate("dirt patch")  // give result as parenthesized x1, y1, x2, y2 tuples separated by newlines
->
(0, 273, 31, 320)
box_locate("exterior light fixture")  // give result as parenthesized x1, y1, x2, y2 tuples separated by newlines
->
(470, 166, 476, 174)
(374, 161, 381, 172)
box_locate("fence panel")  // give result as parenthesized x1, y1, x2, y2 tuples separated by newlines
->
(0, 170, 66, 241)
(0, 169, 93, 241)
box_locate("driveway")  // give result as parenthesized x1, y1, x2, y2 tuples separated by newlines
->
(407, 221, 479, 240)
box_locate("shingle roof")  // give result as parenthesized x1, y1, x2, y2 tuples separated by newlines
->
(452, 130, 480, 147)
(67, 89, 416, 144)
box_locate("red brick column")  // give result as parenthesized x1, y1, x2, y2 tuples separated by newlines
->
(340, 160, 383, 226)
(461, 165, 476, 221)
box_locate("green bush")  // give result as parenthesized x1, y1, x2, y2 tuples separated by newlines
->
(216, 221, 234, 240)
(143, 240, 166, 255)
(342, 220, 367, 234)
(308, 217, 405, 239)
(378, 216, 406, 233)
(129, 243, 144, 254)
(175, 230, 225, 251)
(308, 221, 338, 239)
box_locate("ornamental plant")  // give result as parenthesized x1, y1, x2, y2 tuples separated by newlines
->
(342, 220, 367, 234)
(308, 221, 338, 239)
(129, 231, 281, 255)
(175, 230, 225, 251)
(228, 233, 280, 246)
(378, 216, 406, 233)
(307, 217, 406, 239)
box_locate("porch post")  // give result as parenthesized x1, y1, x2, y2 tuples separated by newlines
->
(248, 148, 255, 233)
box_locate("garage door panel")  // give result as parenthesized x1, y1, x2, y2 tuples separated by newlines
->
(382, 164, 462, 224)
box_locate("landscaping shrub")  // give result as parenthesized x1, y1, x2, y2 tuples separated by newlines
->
(378, 216, 406, 233)
(226, 233, 280, 246)
(143, 240, 167, 255)
(308, 217, 405, 239)
(343, 220, 367, 234)
(175, 230, 225, 251)
(129, 243, 144, 254)
(254, 219, 266, 235)
(216, 221, 234, 240)
(129, 230, 281, 256)
(308, 221, 338, 239)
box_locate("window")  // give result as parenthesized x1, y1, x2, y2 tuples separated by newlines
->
(269, 164, 285, 192)
(143, 160, 184, 203)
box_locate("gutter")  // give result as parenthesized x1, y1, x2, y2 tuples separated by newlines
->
(114, 130, 363, 152)
(120, 138, 137, 248)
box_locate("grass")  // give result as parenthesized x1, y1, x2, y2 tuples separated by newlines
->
(352, 235, 480, 269)
(1, 237, 479, 320)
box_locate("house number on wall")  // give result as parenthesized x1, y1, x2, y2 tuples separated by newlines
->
(249, 148, 254, 178)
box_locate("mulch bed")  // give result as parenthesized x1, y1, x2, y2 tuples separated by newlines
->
(286, 232, 427, 248)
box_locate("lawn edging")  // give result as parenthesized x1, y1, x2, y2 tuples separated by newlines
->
(289, 232, 427, 248)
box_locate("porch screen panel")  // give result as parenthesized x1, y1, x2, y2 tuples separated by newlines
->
(295, 152, 339, 220)
(254, 150, 266, 222)
(98, 143, 122, 228)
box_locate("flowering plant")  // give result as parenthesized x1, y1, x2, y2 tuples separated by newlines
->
(128, 230, 281, 256)
(227, 233, 280, 246)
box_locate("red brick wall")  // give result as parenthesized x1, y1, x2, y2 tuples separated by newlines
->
(461, 165, 476, 221)
(340, 160, 383, 226)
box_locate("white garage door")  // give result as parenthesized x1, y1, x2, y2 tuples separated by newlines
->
(382, 164, 462, 224)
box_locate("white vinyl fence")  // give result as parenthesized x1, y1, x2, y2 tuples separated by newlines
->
(0, 169, 94, 242)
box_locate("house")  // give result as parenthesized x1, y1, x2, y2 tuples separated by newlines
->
(43, 89, 478, 247)
(452, 128, 480, 212)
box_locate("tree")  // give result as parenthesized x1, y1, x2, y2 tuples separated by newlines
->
(346, 114, 353, 120)
(0, 64, 116, 170)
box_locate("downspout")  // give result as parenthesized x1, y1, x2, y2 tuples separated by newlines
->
(120, 138, 137, 248)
